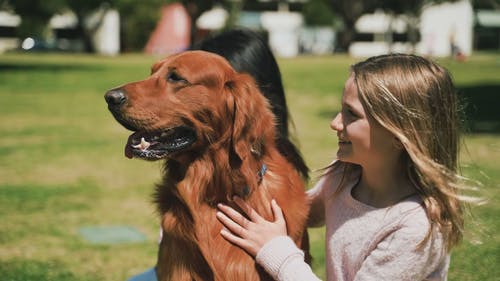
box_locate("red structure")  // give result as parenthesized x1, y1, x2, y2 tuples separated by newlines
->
(144, 3, 191, 55)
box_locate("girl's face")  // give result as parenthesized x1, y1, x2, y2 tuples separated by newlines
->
(330, 74, 398, 167)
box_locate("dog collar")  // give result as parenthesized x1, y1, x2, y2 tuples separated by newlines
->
(257, 163, 267, 184)
(241, 163, 267, 197)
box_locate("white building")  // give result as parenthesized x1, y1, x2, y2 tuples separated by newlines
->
(0, 11, 20, 53)
(417, 0, 473, 57)
(349, 0, 474, 57)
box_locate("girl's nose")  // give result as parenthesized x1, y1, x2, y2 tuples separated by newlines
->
(330, 112, 343, 131)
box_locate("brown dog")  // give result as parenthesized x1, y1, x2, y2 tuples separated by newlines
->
(105, 51, 309, 281)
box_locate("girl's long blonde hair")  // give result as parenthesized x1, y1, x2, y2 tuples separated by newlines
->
(350, 53, 466, 250)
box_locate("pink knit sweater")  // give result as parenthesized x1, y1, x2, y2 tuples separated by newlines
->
(256, 163, 450, 281)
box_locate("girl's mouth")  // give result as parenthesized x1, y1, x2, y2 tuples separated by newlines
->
(338, 139, 351, 145)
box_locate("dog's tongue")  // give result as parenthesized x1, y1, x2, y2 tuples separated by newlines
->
(125, 135, 134, 159)
(124, 133, 140, 159)
(125, 144, 134, 159)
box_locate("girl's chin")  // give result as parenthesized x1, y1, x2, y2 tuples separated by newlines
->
(336, 151, 356, 164)
(336, 150, 348, 159)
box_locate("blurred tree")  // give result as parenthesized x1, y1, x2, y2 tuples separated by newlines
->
(472, 0, 499, 9)
(3, 0, 493, 53)
(115, 0, 224, 51)
(303, 0, 336, 26)
(2, 0, 112, 52)
(3, 0, 64, 39)
(66, 0, 117, 53)
(1, 0, 223, 52)
(179, 0, 226, 44)
(330, 0, 377, 51)
(114, 0, 166, 51)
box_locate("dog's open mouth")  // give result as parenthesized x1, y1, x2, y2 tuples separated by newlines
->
(124, 126, 196, 160)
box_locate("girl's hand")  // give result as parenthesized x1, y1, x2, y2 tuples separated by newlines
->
(216, 197, 287, 257)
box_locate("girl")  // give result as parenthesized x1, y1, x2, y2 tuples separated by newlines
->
(216, 54, 467, 281)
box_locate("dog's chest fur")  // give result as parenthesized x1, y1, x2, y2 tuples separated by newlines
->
(155, 155, 287, 281)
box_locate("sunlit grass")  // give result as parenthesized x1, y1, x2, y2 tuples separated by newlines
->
(0, 51, 499, 280)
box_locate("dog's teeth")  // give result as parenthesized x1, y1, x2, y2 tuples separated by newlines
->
(132, 137, 151, 151)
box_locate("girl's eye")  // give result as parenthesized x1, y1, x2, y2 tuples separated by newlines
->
(342, 107, 356, 117)
(167, 72, 188, 83)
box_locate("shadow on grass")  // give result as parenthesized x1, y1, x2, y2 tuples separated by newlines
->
(457, 84, 500, 134)
(0, 63, 103, 73)
(0, 259, 98, 281)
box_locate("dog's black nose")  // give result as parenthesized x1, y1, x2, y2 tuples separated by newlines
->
(105, 89, 127, 107)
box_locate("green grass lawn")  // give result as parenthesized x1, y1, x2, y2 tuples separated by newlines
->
(0, 52, 499, 280)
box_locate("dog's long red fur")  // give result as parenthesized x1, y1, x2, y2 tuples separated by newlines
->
(107, 51, 309, 281)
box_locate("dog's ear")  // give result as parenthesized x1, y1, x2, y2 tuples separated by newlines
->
(224, 73, 275, 162)
(222, 73, 275, 197)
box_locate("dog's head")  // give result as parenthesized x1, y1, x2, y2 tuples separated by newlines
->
(105, 50, 275, 166)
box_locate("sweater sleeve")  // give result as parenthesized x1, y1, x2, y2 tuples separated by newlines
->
(256, 236, 322, 281)
(354, 221, 449, 281)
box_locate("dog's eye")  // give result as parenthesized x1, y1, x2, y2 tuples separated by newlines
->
(167, 72, 188, 83)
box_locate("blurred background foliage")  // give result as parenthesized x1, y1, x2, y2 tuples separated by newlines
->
(1, 0, 497, 52)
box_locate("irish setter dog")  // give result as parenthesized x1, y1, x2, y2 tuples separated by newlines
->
(105, 51, 310, 281)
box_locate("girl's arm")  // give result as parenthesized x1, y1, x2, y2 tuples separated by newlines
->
(216, 198, 322, 281)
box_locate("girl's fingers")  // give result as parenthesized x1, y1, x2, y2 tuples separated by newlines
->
(220, 228, 251, 251)
(233, 197, 263, 223)
(217, 199, 286, 257)
(217, 203, 251, 228)
(216, 207, 249, 237)
(271, 199, 285, 224)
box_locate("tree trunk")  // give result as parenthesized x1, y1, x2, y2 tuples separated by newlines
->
(338, 22, 356, 52)
(407, 15, 420, 54)
(75, 14, 95, 53)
